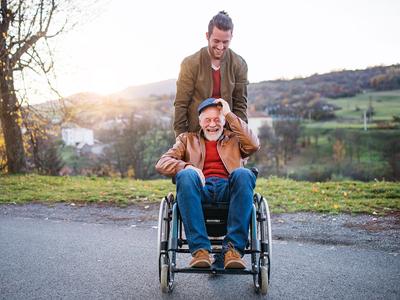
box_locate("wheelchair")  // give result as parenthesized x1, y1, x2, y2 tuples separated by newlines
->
(157, 168, 272, 295)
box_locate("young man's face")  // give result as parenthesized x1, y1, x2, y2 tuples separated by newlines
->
(206, 26, 232, 60)
(199, 106, 225, 141)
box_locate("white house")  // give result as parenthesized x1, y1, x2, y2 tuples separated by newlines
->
(61, 126, 94, 147)
(248, 111, 273, 137)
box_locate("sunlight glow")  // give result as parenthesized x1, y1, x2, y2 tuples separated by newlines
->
(39, 0, 400, 103)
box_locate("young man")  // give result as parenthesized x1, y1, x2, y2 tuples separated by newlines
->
(173, 11, 248, 137)
(156, 97, 259, 269)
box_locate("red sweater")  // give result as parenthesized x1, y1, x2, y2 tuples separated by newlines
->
(212, 68, 221, 98)
(203, 140, 229, 179)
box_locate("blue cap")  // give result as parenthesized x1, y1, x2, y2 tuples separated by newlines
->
(197, 98, 221, 114)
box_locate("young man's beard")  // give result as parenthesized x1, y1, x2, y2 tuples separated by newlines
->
(210, 47, 224, 60)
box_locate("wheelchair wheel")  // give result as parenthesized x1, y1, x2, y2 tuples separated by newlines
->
(160, 254, 173, 293)
(158, 193, 174, 293)
(259, 265, 269, 295)
(253, 193, 272, 295)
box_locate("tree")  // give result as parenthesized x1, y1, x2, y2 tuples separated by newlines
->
(21, 105, 65, 174)
(252, 119, 300, 176)
(382, 137, 400, 180)
(39, 138, 64, 175)
(273, 119, 301, 164)
(100, 113, 174, 179)
(0, 127, 6, 171)
(0, 0, 81, 173)
(103, 126, 131, 178)
(253, 123, 281, 175)
(117, 115, 173, 179)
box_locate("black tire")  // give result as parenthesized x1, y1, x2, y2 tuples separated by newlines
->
(259, 265, 269, 295)
(157, 198, 168, 282)
(253, 194, 272, 294)
(158, 193, 174, 285)
(259, 195, 272, 282)
(158, 193, 175, 293)
(160, 254, 170, 293)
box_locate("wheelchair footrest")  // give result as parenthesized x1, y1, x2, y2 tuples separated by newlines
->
(172, 267, 257, 275)
(172, 248, 260, 255)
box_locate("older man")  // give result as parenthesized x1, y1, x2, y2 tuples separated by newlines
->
(156, 98, 259, 269)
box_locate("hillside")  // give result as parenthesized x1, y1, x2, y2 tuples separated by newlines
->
(107, 64, 400, 107)
(248, 64, 400, 115)
(112, 79, 176, 100)
(34, 64, 400, 118)
(33, 64, 399, 131)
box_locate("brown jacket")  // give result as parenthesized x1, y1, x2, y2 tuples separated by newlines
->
(174, 47, 249, 137)
(156, 112, 259, 177)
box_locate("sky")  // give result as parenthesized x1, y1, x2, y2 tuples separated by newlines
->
(31, 0, 400, 103)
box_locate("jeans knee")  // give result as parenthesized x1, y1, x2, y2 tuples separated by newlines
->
(230, 168, 255, 187)
(231, 167, 253, 179)
(176, 168, 199, 186)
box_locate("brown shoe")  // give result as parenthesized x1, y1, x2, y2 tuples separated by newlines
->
(189, 249, 211, 268)
(224, 247, 246, 269)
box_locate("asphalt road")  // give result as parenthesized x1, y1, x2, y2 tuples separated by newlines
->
(1, 216, 399, 300)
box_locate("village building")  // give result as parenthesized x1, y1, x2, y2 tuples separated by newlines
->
(247, 108, 273, 137)
(61, 124, 94, 147)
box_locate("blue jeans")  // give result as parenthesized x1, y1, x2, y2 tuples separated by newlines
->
(176, 167, 256, 255)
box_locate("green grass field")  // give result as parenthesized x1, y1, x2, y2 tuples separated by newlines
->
(328, 89, 400, 120)
(1, 175, 399, 215)
(305, 90, 400, 129)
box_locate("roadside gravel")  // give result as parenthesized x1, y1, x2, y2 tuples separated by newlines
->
(1, 203, 399, 253)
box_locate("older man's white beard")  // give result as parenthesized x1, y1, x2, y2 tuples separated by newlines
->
(203, 128, 223, 141)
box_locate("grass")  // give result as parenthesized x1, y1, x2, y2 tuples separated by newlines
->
(304, 90, 400, 129)
(1, 175, 399, 215)
(329, 90, 400, 120)
(305, 121, 373, 129)
(257, 177, 400, 215)
(0, 175, 173, 205)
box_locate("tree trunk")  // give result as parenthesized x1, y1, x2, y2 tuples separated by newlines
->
(0, 68, 27, 174)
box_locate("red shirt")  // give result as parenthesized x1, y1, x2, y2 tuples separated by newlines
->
(203, 140, 229, 179)
(212, 68, 221, 98)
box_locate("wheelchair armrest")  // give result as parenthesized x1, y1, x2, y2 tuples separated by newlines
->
(250, 167, 259, 178)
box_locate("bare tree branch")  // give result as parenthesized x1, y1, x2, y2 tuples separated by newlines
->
(10, 31, 45, 67)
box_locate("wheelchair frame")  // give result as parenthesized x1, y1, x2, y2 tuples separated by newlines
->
(157, 191, 272, 295)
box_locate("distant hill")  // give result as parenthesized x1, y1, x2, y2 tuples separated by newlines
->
(51, 64, 400, 108)
(112, 79, 176, 100)
(248, 64, 400, 111)
(109, 64, 400, 108)
(35, 64, 399, 124)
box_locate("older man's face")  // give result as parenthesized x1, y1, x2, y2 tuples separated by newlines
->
(199, 106, 225, 141)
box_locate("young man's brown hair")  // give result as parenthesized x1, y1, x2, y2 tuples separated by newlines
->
(208, 10, 234, 36)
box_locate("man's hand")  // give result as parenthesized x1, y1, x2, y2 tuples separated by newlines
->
(214, 98, 231, 117)
(184, 165, 205, 186)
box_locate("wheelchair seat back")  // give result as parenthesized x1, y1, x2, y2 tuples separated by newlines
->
(202, 202, 229, 237)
